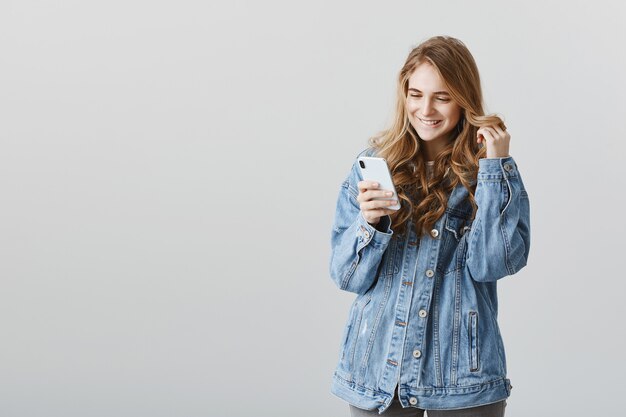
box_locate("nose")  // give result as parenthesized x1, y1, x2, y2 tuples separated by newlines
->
(421, 98, 434, 116)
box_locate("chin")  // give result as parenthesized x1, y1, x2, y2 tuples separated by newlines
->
(418, 130, 436, 140)
(416, 126, 454, 142)
(416, 129, 447, 141)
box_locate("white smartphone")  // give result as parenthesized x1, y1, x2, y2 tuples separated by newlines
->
(357, 156, 401, 211)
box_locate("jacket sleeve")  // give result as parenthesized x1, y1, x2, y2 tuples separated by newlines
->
(329, 158, 394, 295)
(465, 156, 531, 282)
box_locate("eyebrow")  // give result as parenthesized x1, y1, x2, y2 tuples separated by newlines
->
(408, 88, 450, 95)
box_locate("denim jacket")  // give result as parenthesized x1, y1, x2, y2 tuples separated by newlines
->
(329, 147, 531, 412)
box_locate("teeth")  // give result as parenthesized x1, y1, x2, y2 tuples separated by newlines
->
(420, 118, 441, 125)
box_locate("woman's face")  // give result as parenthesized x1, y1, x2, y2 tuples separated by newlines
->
(405, 62, 462, 149)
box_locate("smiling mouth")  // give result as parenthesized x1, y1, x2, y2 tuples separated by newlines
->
(419, 117, 442, 127)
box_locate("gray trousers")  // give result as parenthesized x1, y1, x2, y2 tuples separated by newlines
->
(349, 394, 506, 417)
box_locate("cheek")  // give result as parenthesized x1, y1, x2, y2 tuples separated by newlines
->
(444, 106, 462, 123)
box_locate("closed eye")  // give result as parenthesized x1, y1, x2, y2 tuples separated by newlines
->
(409, 94, 450, 102)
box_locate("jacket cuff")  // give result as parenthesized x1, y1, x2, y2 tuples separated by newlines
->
(478, 155, 519, 180)
(355, 211, 393, 251)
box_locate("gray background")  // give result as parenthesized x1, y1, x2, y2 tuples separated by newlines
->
(1, 1, 625, 416)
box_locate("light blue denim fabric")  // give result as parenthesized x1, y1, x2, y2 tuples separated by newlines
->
(329, 147, 531, 414)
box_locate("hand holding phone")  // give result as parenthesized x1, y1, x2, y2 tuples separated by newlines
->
(356, 156, 400, 226)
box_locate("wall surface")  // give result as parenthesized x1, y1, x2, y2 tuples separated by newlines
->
(1, 1, 625, 416)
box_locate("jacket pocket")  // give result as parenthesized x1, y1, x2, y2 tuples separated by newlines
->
(468, 311, 480, 372)
(340, 294, 372, 367)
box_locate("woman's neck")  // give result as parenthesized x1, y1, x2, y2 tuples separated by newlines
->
(420, 133, 454, 161)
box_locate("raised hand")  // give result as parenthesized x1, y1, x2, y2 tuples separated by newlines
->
(477, 124, 510, 158)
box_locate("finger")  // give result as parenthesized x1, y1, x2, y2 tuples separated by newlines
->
(359, 188, 392, 204)
(358, 180, 379, 193)
(483, 126, 498, 136)
(478, 127, 496, 143)
(492, 124, 504, 134)
(365, 189, 394, 200)
(377, 207, 397, 215)
(358, 187, 383, 204)
(488, 126, 509, 142)
(357, 188, 393, 201)
(365, 199, 398, 211)
(493, 124, 509, 138)
(369, 209, 394, 219)
(484, 125, 503, 139)
(477, 127, 490, 141)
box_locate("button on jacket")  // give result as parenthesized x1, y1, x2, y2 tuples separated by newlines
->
(329, 147, 531, 413)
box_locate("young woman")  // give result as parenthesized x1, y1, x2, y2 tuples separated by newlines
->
(328, 36, 531, 417)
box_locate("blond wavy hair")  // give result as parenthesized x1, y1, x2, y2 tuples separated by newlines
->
(368, 35, 506, 238)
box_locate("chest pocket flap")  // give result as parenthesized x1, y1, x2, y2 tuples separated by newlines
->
(444, 212, 472, 241)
